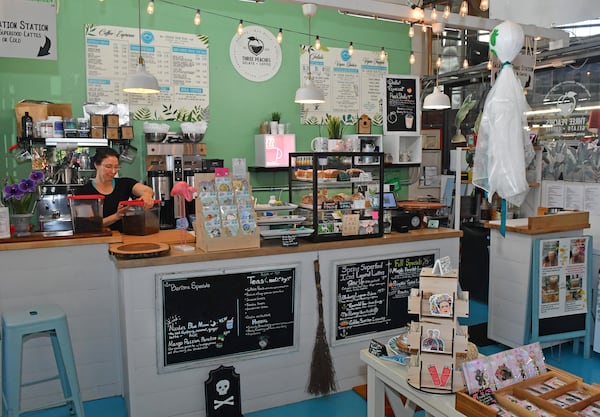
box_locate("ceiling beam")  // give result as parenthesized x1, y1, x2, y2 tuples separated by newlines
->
(274, 0, 570, 46)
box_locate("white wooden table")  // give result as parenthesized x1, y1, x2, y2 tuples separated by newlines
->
(360, 349, 466, 417)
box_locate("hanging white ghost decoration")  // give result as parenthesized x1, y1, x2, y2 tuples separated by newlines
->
(472, 20, 534, 206)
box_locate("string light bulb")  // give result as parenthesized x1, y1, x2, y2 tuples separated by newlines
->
(460, 0, 468, 17)
(422, 23, 428, 33)
(277, 28, 283, 44)
(463, 57, 469, 68)
(194, 9, 201, 26)
(436, 54, 442, 68)
(443, 4, 450, 19)
(409, 51, 415, 65)
(146, 0, 154, 15)
(237, 19, 244, 35)
(314, 35, 321, 50)
(480, 0, 489, 11)
(348, 41, 354, 56)
(408, 23, 414, 38)
(379, 47, 386, 61)
(431, 7, 438, 22)
(487, 60, 493, 70)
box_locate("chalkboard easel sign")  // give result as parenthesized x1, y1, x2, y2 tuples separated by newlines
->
(157, 266, 297, 372)
(381, 74, 421, 136)
(335, 252, 435, 342)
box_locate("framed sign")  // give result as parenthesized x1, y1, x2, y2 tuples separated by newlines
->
(382, 74, 421, 135)
(422, 128, 442, 150)
(157, 266, 297, 372)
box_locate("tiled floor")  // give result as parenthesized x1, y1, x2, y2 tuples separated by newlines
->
(20, 300, 600, 417)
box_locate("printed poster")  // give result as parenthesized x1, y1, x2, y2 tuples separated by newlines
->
(538, 237, 588, 319)
(298, 46, 388, 126)
(85, 24, 209, 122)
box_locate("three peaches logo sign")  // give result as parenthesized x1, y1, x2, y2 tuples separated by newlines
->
(229, 25, 282, 82)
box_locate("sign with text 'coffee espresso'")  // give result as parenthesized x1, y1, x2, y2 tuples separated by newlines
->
(336, 253, 435, 340)
(157, 267, 296, 371)
(382, 74, 421, 136)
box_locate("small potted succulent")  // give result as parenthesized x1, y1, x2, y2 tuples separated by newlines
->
(270, 112, 281, 135)
(325, 114, 343, 139)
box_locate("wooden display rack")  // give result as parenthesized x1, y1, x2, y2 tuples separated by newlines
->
(194, 173, 260, 252)
(406, 267, 470, 393)
(456, 368, 600, 417)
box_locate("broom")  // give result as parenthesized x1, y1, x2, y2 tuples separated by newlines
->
(307, 258, 337, 395)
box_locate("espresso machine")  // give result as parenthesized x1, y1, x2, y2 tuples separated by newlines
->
(146, 141, 209, 229)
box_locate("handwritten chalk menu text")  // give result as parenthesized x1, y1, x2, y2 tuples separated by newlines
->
(336, 253, 435, 340)
(382, 74, 421, 135)
(159, 268, 295, 367)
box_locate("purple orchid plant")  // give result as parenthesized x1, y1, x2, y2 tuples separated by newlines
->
(2, 171, 44, 215)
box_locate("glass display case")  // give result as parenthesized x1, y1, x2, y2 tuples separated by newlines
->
(288, 152, 384, 241)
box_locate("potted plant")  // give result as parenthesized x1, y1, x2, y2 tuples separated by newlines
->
(325, 114, 343, 139)
(270, 112, 281, 135)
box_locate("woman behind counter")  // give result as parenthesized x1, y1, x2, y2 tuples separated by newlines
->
(78, 147, 154, 231)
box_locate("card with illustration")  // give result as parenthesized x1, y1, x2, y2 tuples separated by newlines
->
(421, 328, 445, 352)
(428, 293, 453, 316)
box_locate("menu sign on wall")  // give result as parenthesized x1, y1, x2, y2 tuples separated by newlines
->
(299, 46, 388, 126)
(382, 74, 421, 135)
(85, 24, 209, 121)
(158, 268, 296, 372)
(335, 253, 435, 340)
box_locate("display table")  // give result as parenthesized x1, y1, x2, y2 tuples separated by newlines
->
(360, 349, 466, 417)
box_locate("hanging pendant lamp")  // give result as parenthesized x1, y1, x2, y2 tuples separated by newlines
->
(123, 0, 160, 94)
(295, 4, 324, 104)
(423, 85, 451, 110)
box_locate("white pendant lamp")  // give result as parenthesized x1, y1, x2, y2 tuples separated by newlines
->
(295, 4, 325, 104)
(423, 85, 451, 110)
(123, 0, 160, 94)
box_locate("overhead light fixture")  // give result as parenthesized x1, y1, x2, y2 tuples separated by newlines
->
(295, 4, 325, 104)
(277, 28, 283, 44)
(146, 0, 154, 15)
(348, 41, 354, 56)
(194, 9, 201, 26)
(237, 19, 244, 35)
(123, 0, 160, 94)
(314, 35, 321, 50)
(443, 4, 451, 19)
(423, 34, 451, 111)
(480, 0, 489, 11)
(460, 0, 468, 17)
(409, 50, 416, 65)
(408, 23, 414, 38)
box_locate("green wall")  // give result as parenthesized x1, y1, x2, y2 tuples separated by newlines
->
(0, 0, 411, 197)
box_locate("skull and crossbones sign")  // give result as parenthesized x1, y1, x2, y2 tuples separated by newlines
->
(214, 379, 234, 410)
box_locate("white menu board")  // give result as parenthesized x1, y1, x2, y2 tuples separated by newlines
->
(85, 24, 209, 121)
(299, 46, 388, 126)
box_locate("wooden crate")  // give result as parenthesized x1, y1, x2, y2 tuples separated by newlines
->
(455, 368, 599, 417)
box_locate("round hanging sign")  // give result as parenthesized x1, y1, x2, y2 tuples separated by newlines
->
(229, 25, 282, 82)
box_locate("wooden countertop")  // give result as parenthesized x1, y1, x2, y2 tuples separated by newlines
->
(111, 227, 462, 269)
(484, 211, 590, 235)
(0, 230, 121, 250)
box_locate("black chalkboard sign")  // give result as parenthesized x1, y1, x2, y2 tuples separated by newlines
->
(158, 268, 296, 369)
(336, 253, 435, 340)
(382, 74, 421, 135)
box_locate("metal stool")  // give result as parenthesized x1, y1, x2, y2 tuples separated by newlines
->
(1, 305, 85, 417)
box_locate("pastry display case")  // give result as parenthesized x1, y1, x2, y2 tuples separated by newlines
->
(288, 152, 384, 241)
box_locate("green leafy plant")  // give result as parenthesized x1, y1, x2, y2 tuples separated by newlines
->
(271, 112, 281, 122)
(325, 114, 343, 139)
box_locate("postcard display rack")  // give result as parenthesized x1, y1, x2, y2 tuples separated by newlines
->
(288, 152, 385, 241)
(406, 267, 470, 393)
(194, 172, 260, 252)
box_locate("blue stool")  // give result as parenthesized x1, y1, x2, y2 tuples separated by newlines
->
(1, 305, 85, 417)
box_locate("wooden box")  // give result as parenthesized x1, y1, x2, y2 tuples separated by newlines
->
(455, 368, 600, 417)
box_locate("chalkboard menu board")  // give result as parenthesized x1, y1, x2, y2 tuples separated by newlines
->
(336, 253, 435, 340)
(158, 268, 296, 370)
(382, 74, 421, 135)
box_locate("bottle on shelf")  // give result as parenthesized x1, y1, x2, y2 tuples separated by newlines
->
(21, 112, 33, 139)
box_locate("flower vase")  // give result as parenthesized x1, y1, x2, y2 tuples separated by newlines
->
(10, 213, 33, 237)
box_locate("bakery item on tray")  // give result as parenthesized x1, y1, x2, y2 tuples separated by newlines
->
(346, 168, 364, 177)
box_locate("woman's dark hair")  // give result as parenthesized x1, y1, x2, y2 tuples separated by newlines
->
(93, 147, 120, 166)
